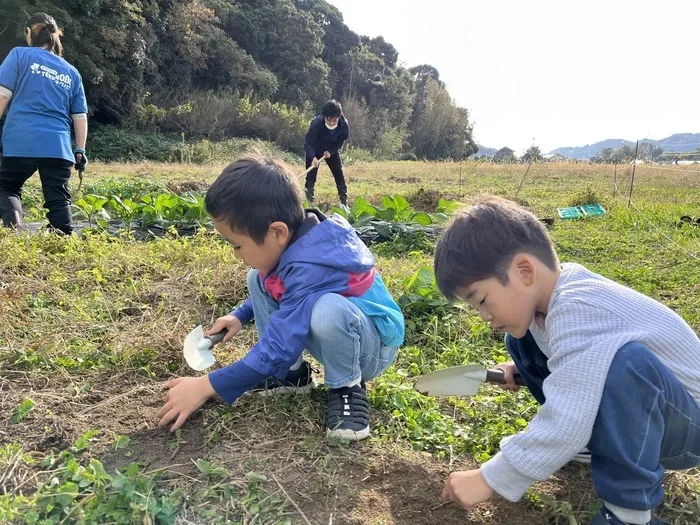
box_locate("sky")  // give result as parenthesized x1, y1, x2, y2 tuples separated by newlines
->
(327, 0, 700, 154)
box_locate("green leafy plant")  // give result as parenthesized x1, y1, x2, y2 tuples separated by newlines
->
(195, 459, 229, 479)
(397, 266, 451, 316)
(112, 435, 131, 451)
(331, 194, 462, 226)
(68, 190, 210, 232)
(435, 197, 463, 218)
(11, 399, 35, 424)
(73, 429, 100, 452)
(373, 230, 435, 258)
(107, 196, 138, 229)
(71, 195, 111, 227)
(369, 370, 468, 459)
(0, 428, 181, 525)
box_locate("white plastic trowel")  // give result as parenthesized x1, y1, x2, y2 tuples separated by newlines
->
(414, 364, 526, 397)
(183, 325, 226, 371)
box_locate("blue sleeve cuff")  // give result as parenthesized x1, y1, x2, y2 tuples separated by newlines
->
(231, 298, 254, 325)
(208, 360, 267, 404)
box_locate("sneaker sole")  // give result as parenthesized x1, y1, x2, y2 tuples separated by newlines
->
(326, 426, 371, 441)
(252, 379, 317, 397)
(573, 453, 591, 464)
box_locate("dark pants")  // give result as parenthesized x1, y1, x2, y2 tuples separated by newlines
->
(0, 156, 74, 235)
(305, 152, 347, 205)
(506, 332, 700, 511)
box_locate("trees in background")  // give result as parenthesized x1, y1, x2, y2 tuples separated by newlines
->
(522, 146, 543, 162)
(590, 142, 664, 164)
(0, 0, 477, 160)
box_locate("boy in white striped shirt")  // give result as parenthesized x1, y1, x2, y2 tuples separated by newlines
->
(433, 196, 700, 525)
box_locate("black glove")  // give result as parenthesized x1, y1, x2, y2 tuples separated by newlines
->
(74, 148, 88, 170)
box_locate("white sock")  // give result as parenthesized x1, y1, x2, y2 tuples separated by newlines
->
(343, 377, 362, 388)
(289, 355, 304, 371)
(604, 502, 651, 524)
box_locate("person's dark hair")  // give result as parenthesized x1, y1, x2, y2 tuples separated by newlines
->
(26, 13, 63, 57)
(205, 155, 305, 244)
(321, 99, 342, 118)
(434, 196, 558, 300)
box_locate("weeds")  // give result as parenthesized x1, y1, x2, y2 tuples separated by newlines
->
(3, 160, 699, 524)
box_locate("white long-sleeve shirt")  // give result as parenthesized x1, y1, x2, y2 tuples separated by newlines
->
(481, 263, 700, 502)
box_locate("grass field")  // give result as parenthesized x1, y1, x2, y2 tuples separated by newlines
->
(1, 159, 699, 524)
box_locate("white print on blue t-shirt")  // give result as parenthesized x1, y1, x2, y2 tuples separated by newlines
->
(31, 63, 73, 90)
(0, 47, 87, 161)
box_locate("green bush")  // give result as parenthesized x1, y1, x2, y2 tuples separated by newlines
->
(398, 152, 419, 161)
(181, 138, 301, 165)
(343, 147, 375, 164)
(567, 186, 602, 207)
(134, 92, 310, 156)
(373, 127, 408, 160)
(88, 127, 302, 165)
(88, 127, 181, 163)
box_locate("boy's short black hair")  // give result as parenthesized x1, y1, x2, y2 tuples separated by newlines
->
(205, 156, 305, 244)
(321, 100, 342, 118)
(434, 196, 559, 300)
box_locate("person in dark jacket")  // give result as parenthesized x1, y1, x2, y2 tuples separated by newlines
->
(304, 99, 349, 205)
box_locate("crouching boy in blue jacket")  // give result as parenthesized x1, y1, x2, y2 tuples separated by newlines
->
(158, 156, 404, 440)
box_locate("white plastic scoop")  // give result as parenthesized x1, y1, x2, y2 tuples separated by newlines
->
(183, 325, 226, 371)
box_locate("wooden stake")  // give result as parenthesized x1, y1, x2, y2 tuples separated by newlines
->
(629, 140, 639, 207)
(515, 161, 533, 199)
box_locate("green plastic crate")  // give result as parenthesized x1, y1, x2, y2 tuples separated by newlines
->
(557, 204, 606, 220)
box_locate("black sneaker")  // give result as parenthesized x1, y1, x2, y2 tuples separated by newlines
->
(326, 384, 370, 441)
(249, 361, 316, 397)
(591, 506, 668, 525)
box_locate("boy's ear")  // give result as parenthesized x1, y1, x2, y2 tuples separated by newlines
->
(512, 253, 536, 286)
(268, 221, 291, 245)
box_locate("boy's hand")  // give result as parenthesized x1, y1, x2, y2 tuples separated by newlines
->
(494, 361, 520, 391)
(322, 151, 331, 159)
(311, 157, 321, 168)
(158, 376, 216, 431)
(441, 469, 494, 510)
(206, 314, 242, 344)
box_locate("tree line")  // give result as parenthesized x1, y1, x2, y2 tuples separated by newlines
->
(0, 0, 478, 160)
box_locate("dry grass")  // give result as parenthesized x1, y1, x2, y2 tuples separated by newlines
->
(3, 159, 700, 524)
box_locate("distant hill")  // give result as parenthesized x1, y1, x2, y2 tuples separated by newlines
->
(551, 133, 700, 159)
(477, 145, 498, 156)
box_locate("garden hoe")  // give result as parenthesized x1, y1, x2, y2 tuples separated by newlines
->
(414, 364, 526, 397)
(71, 166, 85, 203)
(183, 325, 226, 371)
(297, 160, 322, 181)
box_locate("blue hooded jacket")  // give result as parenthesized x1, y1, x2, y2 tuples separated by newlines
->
(208, 211, 404, 403)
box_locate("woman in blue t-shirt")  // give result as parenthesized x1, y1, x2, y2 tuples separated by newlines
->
(0, 12, 88, 235)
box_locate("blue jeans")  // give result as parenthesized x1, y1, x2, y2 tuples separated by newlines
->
(247, 269, 398, 388)
(506, 331, 700, 511)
